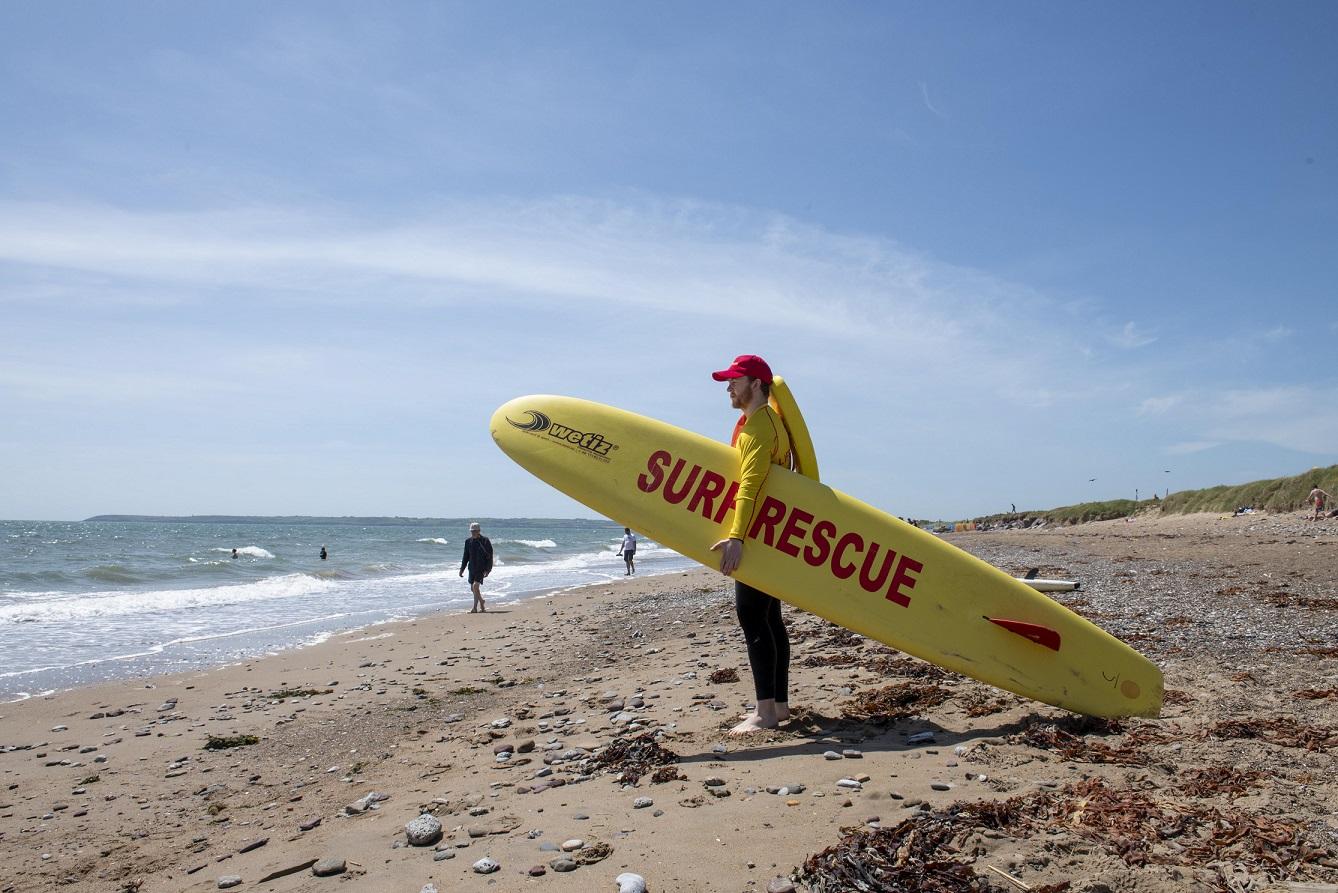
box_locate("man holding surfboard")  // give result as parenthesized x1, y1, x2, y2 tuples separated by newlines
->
(710, 354, 794, 735)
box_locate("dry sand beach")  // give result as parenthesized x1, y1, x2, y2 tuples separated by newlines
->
(2, 512, 1336, 893)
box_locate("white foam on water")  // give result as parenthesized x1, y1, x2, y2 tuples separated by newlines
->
(416, 538, 449, 545)
(0, 573, 334, 624)
(508, 539, 558, 548)
(211, 546, 275, 558)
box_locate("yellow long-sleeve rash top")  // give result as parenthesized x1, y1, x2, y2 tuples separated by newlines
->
(728, 405, 791, 541)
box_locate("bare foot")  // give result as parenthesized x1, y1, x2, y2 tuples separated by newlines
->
(469, 608, 477, 613)
(776, 704, 791, 722)
(728, 714, 777, 735)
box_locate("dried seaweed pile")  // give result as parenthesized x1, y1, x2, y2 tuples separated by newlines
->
(1177, 766, 1266, 798)
(843, 682, 952, 722)
(1295, 687, 1338, 700)
(707, 667, 739, 684)
(797, 813, 997, 893)
(959, 689, 1013, 718)
(970, 777, 1335, 883)
(796, 777, 1334, 892)
(591, 733, 681, 785)
(1204, 716, 1337, 751)
(800, 652, 861, 668)
(824, 627, 864, 646)
(864, 655, 951, 680)
(1012, 716, 1150, 765)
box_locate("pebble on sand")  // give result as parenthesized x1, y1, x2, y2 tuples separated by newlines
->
(311, 858, 346, 877)
(472, 857, 501, 874)
(616, 872, 648, 893)
(405, 813, 443, 846)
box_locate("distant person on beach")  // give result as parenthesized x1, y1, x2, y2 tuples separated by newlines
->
(1309, 484, 1331, 521)
(709, 354, 794, 736)
(618, 527, 637, 575)
(231, 548, 238, 559)
(320, 545, 328, 560)
(459, 522, 494, 613)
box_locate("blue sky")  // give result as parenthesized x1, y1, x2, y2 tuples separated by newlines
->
(2, 1, 1335, 521)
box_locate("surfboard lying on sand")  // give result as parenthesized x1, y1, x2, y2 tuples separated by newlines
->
(1017, 578, 1081, 593)
(491, 395, 1162, 718)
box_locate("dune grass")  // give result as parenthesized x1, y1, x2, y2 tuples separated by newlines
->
(967, 464, 1338, 526)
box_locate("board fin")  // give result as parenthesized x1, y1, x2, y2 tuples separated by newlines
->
(986, 617, 1061, 652)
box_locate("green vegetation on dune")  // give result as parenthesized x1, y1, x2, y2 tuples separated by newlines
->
(967, 464, 1338, 526)
(1160, 465, 1338, 514)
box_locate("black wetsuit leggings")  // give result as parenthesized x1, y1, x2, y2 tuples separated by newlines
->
(735, 581, 789, 703)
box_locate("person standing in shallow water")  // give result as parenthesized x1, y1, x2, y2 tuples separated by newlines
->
(709, 354, 794, 735)
(459, 522, 493, 613)
(618, 527, 637, 575)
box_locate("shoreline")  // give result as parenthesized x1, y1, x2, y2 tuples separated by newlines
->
(0, 564, 695, 705)
(1, 517, 1334, 892)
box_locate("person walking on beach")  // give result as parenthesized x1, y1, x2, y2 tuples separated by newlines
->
(709, 354, 794, 735)
(459, 522, 494, 613)
(1309, 484, 1331, 521)
(618, 527, 637, 575)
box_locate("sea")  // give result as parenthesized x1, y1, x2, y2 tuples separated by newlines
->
(0, 517, 695, 702)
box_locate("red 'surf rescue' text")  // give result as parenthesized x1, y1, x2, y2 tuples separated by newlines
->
(636, 449, 922, 607)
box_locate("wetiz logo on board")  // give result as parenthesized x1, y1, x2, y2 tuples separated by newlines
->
(506, 410, 617, 458)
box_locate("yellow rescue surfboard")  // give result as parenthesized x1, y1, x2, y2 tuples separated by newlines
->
(492, 395, 1162, 718)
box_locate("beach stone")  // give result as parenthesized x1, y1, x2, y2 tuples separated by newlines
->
(767, 879, 797, 893)
(405, 813, 443, 846)
(632, 797, 653, 809)
(433, 850, 454, 861)
(931, 782, 952, 792)
(343, 791, 388, 814)
(516, 739, 536, 753)
(703, 776, 726, 787)
(311, 858, 345, 877)
(217, 877, 242, 889)
(617, 872, 648, 893)
(299, 817, 321, 831)
(842, 749, 863, 759)
(560, 838, 584, 851)
(907, 732, 936, 745)
(550, 857, 578, 872)
(528, 864, 546, 876)
(472, 857, 500, 874)
(823, 751, 841, 760)
(421, 885, 438, 893)
(836, 779, 862, 790)
(237, 837, 267, 854)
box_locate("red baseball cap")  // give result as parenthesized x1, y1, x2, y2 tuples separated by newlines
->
(711, 354, 773, 383)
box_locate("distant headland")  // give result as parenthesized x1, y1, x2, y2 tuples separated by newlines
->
(82, 515, 608, 527)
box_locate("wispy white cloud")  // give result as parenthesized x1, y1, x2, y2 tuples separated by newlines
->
(1165, 440, 1220, 455)
(0, 197, 1087, 387)
(1108, 320, 1157, 349)
(919, 81, 947, 119)
(1260, 325, 1293, 343)
(1139, 394, 1182, 415)
(1150, 385, 1338, 455)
